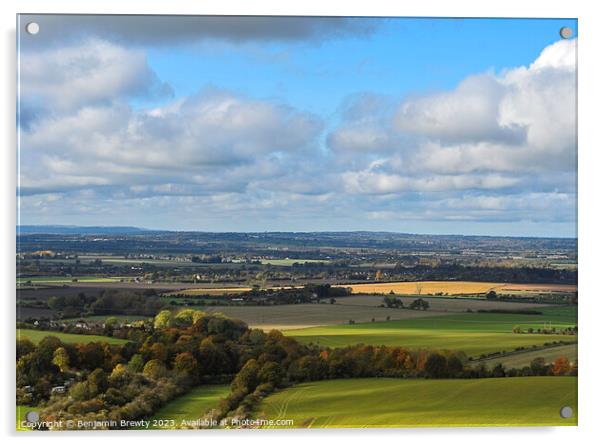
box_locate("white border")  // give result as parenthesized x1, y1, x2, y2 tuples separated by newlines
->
(2, 1, 600, 444)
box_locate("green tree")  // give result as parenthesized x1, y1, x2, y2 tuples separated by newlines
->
(154, 310, 172, 329)
(486, 290, 498, 300)
(69, 381, 90, 402)
(424, 353, 448, 378)
(143, 359, 167, 380)
(258, 362, 285, 387)
(52, 347, 70, 372)
(231, 359, 260, 392)
(87, 368, 108, 396)
(174, 352, 199, 378)
(128, 354, 145, 373)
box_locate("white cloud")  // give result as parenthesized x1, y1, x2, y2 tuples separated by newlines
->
(342, 170, 521, 194)
(20, 88, 323, 195)
(333, 38, 576, 199)
(20, 39, 172, 113)
(18, 37, 577, 233)
(394, 74, 524, 144)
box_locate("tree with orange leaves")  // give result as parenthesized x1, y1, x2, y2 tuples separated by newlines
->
(552, 356, 571, 376)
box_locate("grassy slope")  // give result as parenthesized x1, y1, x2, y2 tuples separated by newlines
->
(17, 329, 129, 345)
(149, 385, 230, 429)
(257, 377, 577, 428)
(16, 405, 37, 431)
(285, 306, 576, 357)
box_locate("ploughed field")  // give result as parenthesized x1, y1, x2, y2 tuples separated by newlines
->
(336, 295, 553, 312)
(256, 377, 577, 428)
(195, 295, 561, 330)
(336, 281, 577, 296)
(284, 306, 576, 357)
(200, 303, 441, 331)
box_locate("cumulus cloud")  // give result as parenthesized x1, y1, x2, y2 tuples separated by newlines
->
(333, 39, 577, 196)
(20, 89, 323, 194)
(395, 74, 526, 145)
(17, 35, 577, 233)
(19, 39, 172, 114)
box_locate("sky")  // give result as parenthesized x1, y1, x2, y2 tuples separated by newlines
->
(17, 15, 578, 237)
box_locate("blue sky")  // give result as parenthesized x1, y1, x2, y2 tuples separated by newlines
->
(147, 18, 576, 114)
(17, 16, 577, 237)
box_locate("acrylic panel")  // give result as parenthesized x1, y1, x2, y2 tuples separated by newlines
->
(16, 15, 577, 430)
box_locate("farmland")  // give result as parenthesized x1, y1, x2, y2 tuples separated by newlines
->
(481, 343, 577, 369)
(335, 295, 554, 312)
(180, 292, 564, 330)
(337, 281, 577, 296)
(260, 259, 329, 266)
(200, 303, 441, 330)
(17, 329, 129, 345)
(284, 306, 577, 357)
(164, 287, 253, 296)
(17, 276, 124, 285)
(15, 229, 578, 429)
(256, 377, 577, 428)
(149, 385, 230, 429)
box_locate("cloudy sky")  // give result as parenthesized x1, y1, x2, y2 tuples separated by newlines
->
(17, 16, 577, 237)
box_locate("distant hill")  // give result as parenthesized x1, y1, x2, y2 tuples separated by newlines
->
(17, 225, 153, 235)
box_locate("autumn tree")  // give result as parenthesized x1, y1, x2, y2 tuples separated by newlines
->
(174, 352, 199, 379)
(553, 356, 571, 376)
(154, 310, 172, 329)
(52, 347, 70, 372)
(143, 359, 168, 380)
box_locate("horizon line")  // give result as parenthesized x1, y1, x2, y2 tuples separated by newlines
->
(16, 224, 578, 240)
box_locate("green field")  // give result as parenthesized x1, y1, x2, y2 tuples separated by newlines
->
(17, 405, 38, 431)
(17, 329, 130, 345)
(260, 259, 329, 266)
(61, 315, 150, 323)
(257, 377, 577, 428)
(285, 307, 577, 357)
(149, 385, 230, 429)
(17, 275, 123, 284)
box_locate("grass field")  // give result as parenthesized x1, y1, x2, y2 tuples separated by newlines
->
(16, 405, 38, 431)
(149, 385, 230, 429)
(61, 315, 150, 323)
(256, 377, 577, 428)
(285, 306, 576, 357)
(17, 276, 123, 284)
(260, 259, 329, 266)
(337, 281, 577, 296)
(482, 344, 577, 369)
(17, 329, 130, 345)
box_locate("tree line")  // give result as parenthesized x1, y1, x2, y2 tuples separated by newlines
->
(17, 309, 576, 430)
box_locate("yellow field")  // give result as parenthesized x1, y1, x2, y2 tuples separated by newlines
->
(336, 281, 576, 296)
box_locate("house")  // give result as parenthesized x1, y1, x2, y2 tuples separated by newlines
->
(51, 386, 66, 394)
(74, 320, 90, 330)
